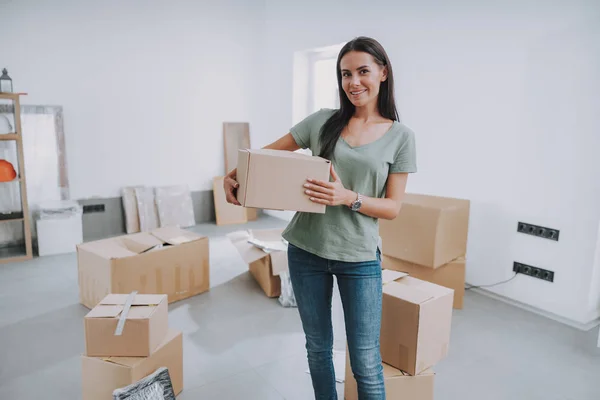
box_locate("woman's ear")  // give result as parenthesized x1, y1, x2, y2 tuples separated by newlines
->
(381, 66, 388, 82)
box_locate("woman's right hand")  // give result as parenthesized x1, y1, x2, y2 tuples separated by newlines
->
(224, 168, 241, 205)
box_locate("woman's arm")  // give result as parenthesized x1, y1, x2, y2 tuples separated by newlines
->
(304, 168, 409, 220)
(352, 173, 408, 220)
(224, 133, 301, 205)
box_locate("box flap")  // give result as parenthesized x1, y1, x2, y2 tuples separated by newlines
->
(126, 305, 156, 319)
(400, 275, 455, 300)
(246, 148, 330, 164)
(100, 356, 140, 368)
(247, 237, 288, 253)
(382, 363, 434, 378)
(251, 228, 286, 242)
(382, 362, 410, 378)
(100, 293, 166, 306)
(270, 251, 289, 276)
(86, 305, 124, 318)
(382, 269, 409, 284)
(121, 234, 163, 254)
(383, 280, 435, 304)
(78, 239, 139, 259)
(227, 229, 287, 264)
(151, 226, 204, 245)
(86, 294, 164, 319)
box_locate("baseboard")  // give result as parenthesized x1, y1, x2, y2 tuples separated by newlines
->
(467, 285, 600, 331)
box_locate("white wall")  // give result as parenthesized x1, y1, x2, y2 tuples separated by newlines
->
(257, 0, 600, 325)
(2, 0, 599, 325)
(588, 223, 600, 321)
(0, 0, 265, 199)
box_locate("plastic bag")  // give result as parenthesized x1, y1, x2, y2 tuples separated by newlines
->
(278, 270, 297, 308)
(38, 200, 82, 220)
(112, 367, 175, 400)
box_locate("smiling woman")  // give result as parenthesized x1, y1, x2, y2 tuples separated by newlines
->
(223, 36, 417, 400)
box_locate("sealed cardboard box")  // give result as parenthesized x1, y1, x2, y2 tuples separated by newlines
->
(77, 226, 210, 309)
(84, 293, 168, 357)
(236, 149, 331, 213)
(228, 228, 288, 297)
(344, 351, 434, 400)
(382, 255, 466, 309)
(379, 193, 470, 268)
(380, 270, 454, 375)
(81, 328, 183, 400)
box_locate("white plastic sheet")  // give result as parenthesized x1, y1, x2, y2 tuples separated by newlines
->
(135, 187, 160, 232)
(38, 200, 82, 220)
(154, 185, 195, 228)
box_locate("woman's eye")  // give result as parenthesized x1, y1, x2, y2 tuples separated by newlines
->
(360, 69, 369, 74)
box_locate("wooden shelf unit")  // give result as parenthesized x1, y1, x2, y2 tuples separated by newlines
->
(0, 92, 33, 264)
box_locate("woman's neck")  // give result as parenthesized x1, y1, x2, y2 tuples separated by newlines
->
(353, 102, 381, 122)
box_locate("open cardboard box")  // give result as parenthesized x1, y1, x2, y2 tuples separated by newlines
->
(228, 228, 288, 297)
(77, 227, 210, 309)
(380, 270, 454, 376)
(236, 149, 331, 214)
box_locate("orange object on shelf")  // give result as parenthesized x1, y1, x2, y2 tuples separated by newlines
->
(0, 159, 17, 182)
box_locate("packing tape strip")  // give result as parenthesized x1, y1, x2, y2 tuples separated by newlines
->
(114, 290, 138, 336)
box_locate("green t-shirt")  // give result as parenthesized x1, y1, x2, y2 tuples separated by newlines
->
(281, 108, 418, 262)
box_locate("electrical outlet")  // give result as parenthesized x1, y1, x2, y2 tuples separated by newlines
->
(517, 222, 559, 241)
(513, 262, 554, 282)
(83, 204, 106, 214)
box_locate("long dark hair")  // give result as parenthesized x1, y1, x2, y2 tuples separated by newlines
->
(318, 36, 399, 160)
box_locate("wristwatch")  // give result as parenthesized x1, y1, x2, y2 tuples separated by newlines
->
(349, 192, 363, 211)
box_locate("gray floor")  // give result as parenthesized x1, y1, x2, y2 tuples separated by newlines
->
(1, 215, 599, 399)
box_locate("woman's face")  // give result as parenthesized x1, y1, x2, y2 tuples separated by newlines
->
(339, 50, 388, 108)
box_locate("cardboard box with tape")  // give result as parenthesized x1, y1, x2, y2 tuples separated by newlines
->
(228, 228, 288, 297)
(81, 328, 183, 400)
(344, 351, 434, 400)
(77, 226, 210, 309)
(235, 149, 331, 214)
(382, 255, 466, 309)
(84, 293, 168, 357)
(380, 270, 454, 376)
(379, 193, 470, 268)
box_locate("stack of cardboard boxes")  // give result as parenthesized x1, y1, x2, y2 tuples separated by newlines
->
(75, 227, 209, 398)
(80, 293, 183, 399)
(379, 193, 470, 309)
(344, 269, 454, 400)
(345, 193, 470, 399)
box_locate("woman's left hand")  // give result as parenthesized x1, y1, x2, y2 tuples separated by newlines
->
(304, 164, 355, 207)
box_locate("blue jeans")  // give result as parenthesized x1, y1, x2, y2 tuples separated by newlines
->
(287, 243, 385, 400)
